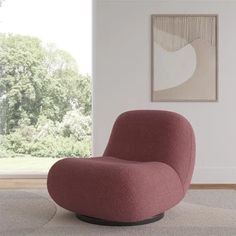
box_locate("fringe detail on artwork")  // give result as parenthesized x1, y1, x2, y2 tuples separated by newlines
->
(153, 16, 216, 51)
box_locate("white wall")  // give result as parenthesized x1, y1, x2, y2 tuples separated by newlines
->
(93, 0, 236, 183)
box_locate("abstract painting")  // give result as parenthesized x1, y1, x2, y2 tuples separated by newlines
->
(151, 15, 218, 101)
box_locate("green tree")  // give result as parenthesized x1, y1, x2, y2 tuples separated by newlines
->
(0, 34, 92, 134)
(42, 44, 92, 118)
(0, 34, 47, 132)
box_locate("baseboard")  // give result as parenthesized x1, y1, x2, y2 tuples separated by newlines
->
(0, 179, 47, 188)
(192, 167, 236, 184)
(1, 167, 236, 184)
(190, 184, 236, 189)
(0, 179, 235, 189)
(0, 174, 46, 179)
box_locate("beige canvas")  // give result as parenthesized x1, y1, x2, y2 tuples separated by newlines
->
(152, 15, 218, 102)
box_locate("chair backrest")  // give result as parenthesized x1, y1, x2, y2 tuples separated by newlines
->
(103, 110, 195, 193)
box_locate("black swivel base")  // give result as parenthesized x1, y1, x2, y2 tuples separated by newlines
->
(76, 212, 164, 226)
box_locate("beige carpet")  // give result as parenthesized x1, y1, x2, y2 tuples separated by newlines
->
(0, 190, 236, 236)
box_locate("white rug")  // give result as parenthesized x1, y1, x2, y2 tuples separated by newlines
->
(0, 190, 236, 236)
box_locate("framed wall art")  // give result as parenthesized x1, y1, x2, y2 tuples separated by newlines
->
(151, 15, 218, 101)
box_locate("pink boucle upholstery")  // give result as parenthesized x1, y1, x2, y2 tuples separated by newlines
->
(47, 110, 195, 223)
(48, 157, 183, 222)
(104, 110, 195, 193)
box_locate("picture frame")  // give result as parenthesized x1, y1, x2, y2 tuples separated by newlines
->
(151, 14, 218, 102)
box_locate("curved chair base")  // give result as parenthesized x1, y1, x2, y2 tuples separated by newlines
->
(76, 212, 164, 226)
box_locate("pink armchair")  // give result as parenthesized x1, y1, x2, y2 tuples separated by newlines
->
(47, 110, 195, 226)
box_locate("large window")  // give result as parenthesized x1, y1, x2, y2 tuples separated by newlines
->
(0, 0, 92, 175)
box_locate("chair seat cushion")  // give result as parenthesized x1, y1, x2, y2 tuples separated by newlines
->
(47, 157, 184, 222)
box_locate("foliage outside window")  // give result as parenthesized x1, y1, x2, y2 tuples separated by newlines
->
(0, 34, 92, 158)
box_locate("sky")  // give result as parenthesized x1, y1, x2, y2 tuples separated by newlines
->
(0, 0, 92, 75)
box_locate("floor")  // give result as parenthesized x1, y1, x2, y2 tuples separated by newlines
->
(1, 188, 236, 235)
